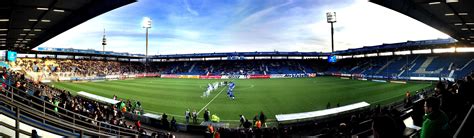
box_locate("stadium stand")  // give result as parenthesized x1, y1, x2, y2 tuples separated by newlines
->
(0, 67, 174, 137)
(2, 45, 474, 137)
(1, 0, 474, 136)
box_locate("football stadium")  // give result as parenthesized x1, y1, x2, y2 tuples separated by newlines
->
(1, 0, 474, 137)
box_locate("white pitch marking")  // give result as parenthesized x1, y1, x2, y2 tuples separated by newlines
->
(197, 87, 226, 114)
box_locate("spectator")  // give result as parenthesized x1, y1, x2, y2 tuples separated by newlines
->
(255, 119, 262, 129)
(243, 119, 252, 129)
(372, 115, 401, 138)
(185, 109, 190, 124)
(405, 91, 412, 107)
(203, 108, 210, 122)
(31, 130, 39, 138)
(259, 111, 267, 127)
(253, 114, 258, 125)
(171, 117, 177, 131)
(192, 109, 197, 124)
(208, 124, 214, 135)
(135, 120, 141, 131)
(161, 113, 170, 130)
(239, 115, 245, 127)
(420, 97, 449, 138)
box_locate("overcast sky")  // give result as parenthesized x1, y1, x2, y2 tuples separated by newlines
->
(37, 0, 450, 55)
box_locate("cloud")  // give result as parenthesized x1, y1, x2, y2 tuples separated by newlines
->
(37, 0, 450, 55)
(183, 0, 199, 16)
(237, 0, 293, 26)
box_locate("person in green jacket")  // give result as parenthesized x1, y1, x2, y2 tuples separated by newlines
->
(420, 97, 449, 138)
(53, 98, 59, 113)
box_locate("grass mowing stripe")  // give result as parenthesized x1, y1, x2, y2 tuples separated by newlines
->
(85, 82, 202, 97)
(50, 77, 432, 125)
(98, 80, 207, 92)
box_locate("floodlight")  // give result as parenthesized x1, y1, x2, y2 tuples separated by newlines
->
(326, 12, 336, 23)
(142, 17, 152, 28)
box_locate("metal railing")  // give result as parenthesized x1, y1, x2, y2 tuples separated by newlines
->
(0, 78, 140, 137)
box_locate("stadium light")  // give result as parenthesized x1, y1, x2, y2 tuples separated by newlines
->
(36, 7, 49, 11)
(142, 17, 152, 73)
(446, 0, 458, 3)
(102, 29, 106, 54)
(326, 12, 336, 53)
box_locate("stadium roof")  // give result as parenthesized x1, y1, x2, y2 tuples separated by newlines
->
(370, 0, 474, 45)
(334, 38, 456, 55)
(24, 50, 144, 59)
(30, 39, 456, 58)
(0, 0, 136, 51)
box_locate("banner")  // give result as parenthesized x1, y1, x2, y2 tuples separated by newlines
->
(144, 73, 160, 77)
(270, 74, 316, 78)
(249, 75, 270, 79)
(221, 75, 247, 79)
(199, 75, 222, 79)
(270, 74, 286, 78)
(119, 75, 128, 80)
(352, 74, 364, 78)
(161, 74, 178, 78)
(284, 74, 308, 78)
(59, 77, 71, 81)
(341, 74, 351, 77)
(106, 75, 120, 79)
(177, 75, 200, 79)
(70, 77, 81, 81)
(41, 79, 51, 83)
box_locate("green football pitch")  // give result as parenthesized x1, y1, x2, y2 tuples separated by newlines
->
(51, 77, 431, 125)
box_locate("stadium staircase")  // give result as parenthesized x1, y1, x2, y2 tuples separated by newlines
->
(414, 56, 443, 75)
(375, 58, 395, 75)
(349, 65, 360, 73)
(188, 62, 196, 74)
(455, 59, 474, 78)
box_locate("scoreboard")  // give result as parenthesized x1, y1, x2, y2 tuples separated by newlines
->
(0, 50, 17, 62)
(7, 51, 17, 62)
(328, 55, 337, 63)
